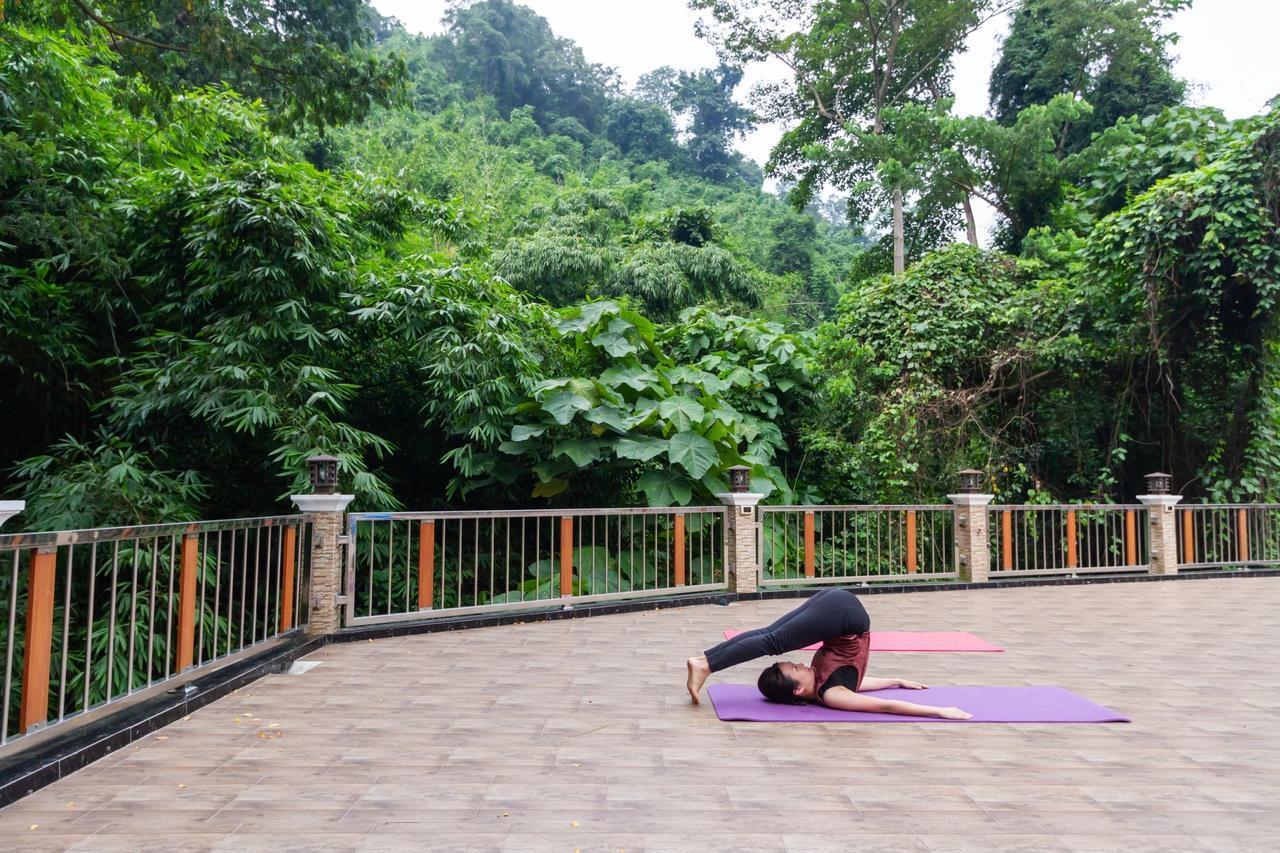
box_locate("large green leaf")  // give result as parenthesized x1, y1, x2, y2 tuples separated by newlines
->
(636, 469, 694, 507)
(614, 436, 668, 461)
(533, 459, 572, 481)
(532, 478, 568, 498)
(666, 365, 724, 395)
(554, 438, 604, 466)
(585, 405, 634, 434)
(558, 300, 619, 334)
(600, 365, 656, 391)
(511, 424, 548, 441)
(591, 317, 639, 357)
(498, 439, 532, 455)
(541, 390, 592, 425)
(658, 396, 705, 430)
(668, 432, 718, 478)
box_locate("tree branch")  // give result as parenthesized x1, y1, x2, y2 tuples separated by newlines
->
(71, 0, 191, 54)
(887, 0, 1025, 107)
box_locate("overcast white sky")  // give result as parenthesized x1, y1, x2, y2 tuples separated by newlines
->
(372, 0, 1280, 236)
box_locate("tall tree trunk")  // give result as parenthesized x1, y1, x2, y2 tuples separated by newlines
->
(962, 194, 979, 247)
(892, 188, 905, 274)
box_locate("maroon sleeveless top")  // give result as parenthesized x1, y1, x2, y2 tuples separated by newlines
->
(811, 633, 870, 697)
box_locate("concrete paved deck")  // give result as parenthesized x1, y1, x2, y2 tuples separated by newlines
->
(0, 578, 1277, 852)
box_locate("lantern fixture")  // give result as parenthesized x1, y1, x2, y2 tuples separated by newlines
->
(1144, 472, 1172, 495)
(307, 455, 340, 495)
(957, 469, 984, 494)
(727, 465, 751, 493)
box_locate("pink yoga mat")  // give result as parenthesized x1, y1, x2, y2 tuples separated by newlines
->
(721, 629, 1003, 652)
(707, 684, 1128, 723)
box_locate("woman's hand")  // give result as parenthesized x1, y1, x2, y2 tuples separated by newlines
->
(895, 679, 928, 689)
(936, 706, 972, 720)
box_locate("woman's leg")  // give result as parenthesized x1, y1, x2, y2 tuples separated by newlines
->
(688, 588, 870, 703)
(702, 588, 867, 672)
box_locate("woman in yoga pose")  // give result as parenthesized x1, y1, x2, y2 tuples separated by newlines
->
(685, 588, 972, 719)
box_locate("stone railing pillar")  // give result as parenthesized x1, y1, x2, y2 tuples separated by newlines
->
(1137, 471, 1181, 575)
(0, 500, 24, 530)
(717, 466, 763, 594)
(290, 493, 354, 634)
(291, 455, 353, 635)
(949, 469, 994, 583)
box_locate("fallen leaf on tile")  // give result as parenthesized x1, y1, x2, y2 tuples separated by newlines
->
(268, 722, 281, 728)
(178, 784, 187, 789)
(66, 802, 74, 808)
(233, 717, 242, 723)
(29, 825, 38, 831)
(571, 821, 579, 827)
(156, 736, 168, 741)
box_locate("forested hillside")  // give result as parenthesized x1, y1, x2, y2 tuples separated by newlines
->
(2, 0, 1279, 531)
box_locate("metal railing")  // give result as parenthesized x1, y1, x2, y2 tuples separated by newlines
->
(1177, 504, 1280, 568)
(345, 507, 727, 625)
(988, 505, 1147, 576)
(759, 506, 955, 585)
(1, 515, 310, 754)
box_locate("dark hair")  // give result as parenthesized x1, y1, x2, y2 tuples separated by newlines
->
(758, 662, 807, 705)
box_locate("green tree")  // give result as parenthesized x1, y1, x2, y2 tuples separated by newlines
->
(440, 0, 616, 131)
(604, 98, 680, 161)
(6, 0, 406, 129)
(670, 64, 759, 182)
(693, 0, 1011, 273)
(989, 0, 1188, 155)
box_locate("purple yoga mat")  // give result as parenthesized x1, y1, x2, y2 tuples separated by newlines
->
(707, 684, 1128, 723)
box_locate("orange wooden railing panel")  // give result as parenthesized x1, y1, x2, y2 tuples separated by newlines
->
(418, 520, 435, 610)
(176, 534, 199, 671)
(19, 548, 57, 733)
(280, 526, 297, 631)
(560, 516, 573, 596)
(803, 511, 815, 578)
(1001, 511, 1013, 571)
(1237, 508, 1249, 562)
(1065, 509, 1078, 569)
(1182, 509, 1194, 564)
(905, 510, 917, 574)
(674, 513, 686, 586)
(1125, 510, 1137, 566)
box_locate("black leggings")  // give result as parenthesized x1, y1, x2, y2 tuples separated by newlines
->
(703, 588, 870, 672)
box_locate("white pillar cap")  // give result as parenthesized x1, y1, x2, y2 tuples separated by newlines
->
(1136, 495, 1183, 507)
(0, 500, 24, 530)
(290, 494, 355, 513)
(715, 492, 765, 507)
(947, 493, 995, 506)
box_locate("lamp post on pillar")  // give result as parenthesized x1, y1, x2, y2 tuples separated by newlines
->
(291, 455, 354, 634)
(0, 501, 24, 530)
(949, 469, 994, 583)
(716, 465, 763, 594)
(1137, 471, 1181, 575)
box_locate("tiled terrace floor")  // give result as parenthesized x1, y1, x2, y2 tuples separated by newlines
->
(1, 578, 1278, 852)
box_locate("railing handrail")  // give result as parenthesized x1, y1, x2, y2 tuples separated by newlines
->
(0, 514, 306, 549)
(760, 504, 952, 512)
(348, 506, 727, 521)
(988, 503, 1146, 511)
(1176, 502, 1280, 509)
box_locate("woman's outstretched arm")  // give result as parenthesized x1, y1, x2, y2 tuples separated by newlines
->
(858, 676, 928, 691)
(820, 685, 972, 719)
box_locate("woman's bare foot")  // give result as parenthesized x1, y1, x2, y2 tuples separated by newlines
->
(686, 656, 711, 705)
